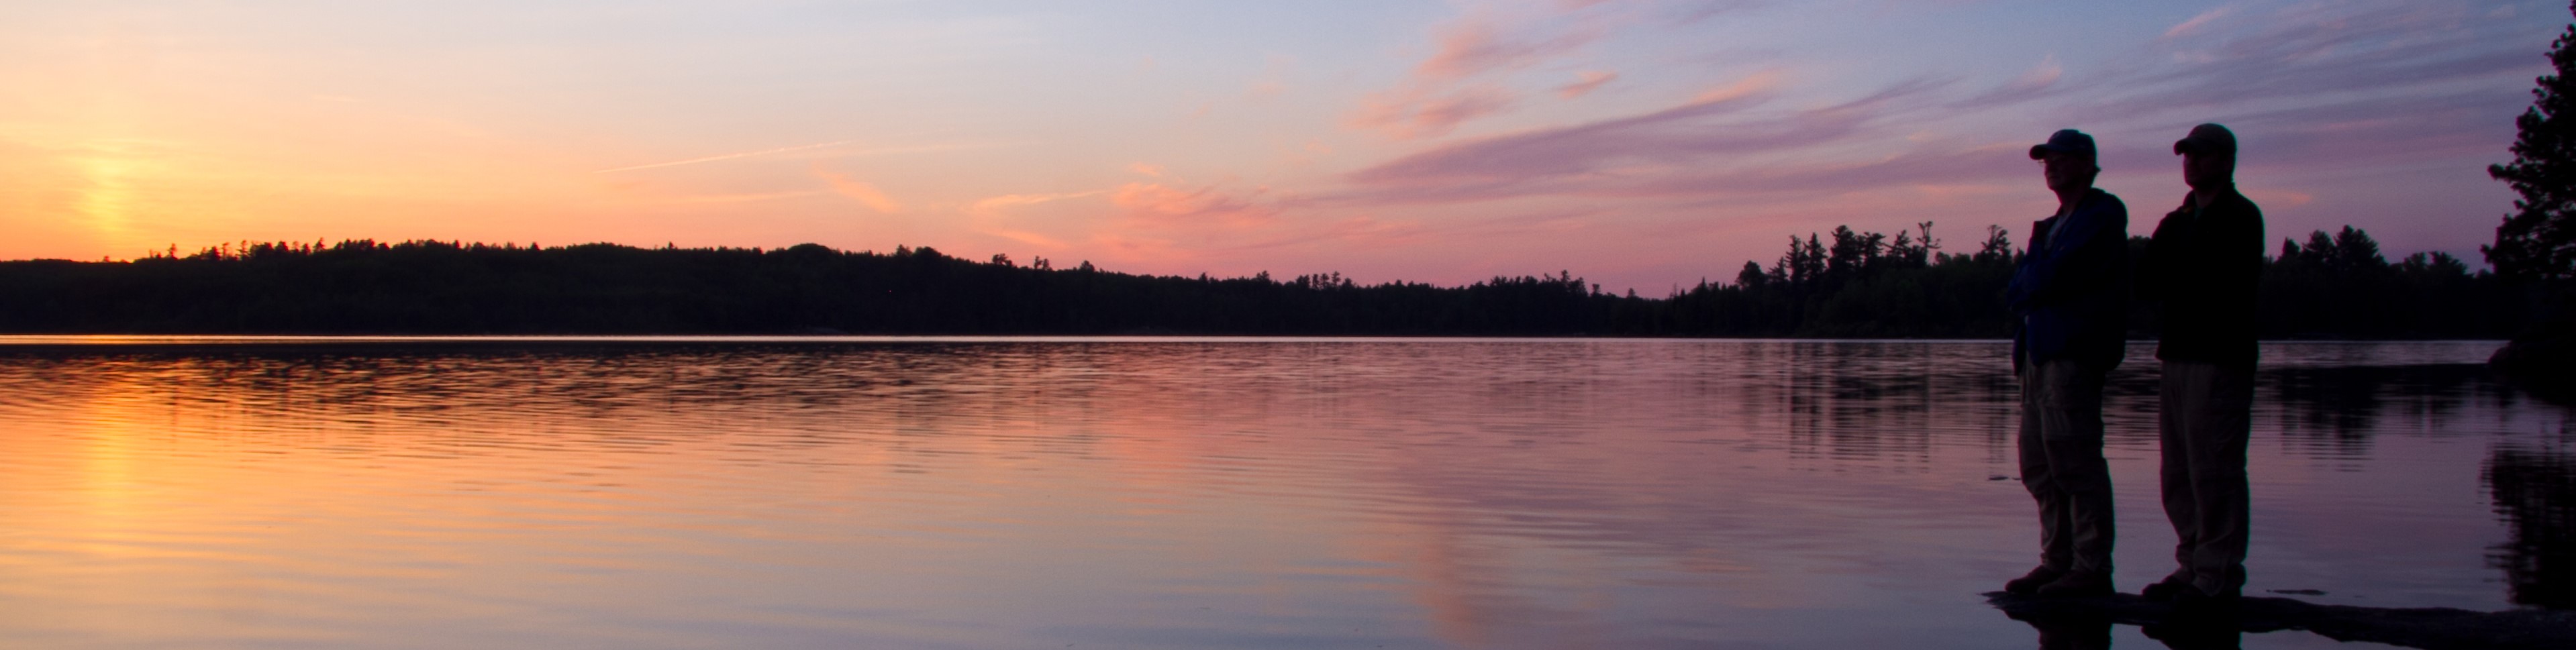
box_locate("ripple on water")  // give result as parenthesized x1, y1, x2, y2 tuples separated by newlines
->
(0, 338, 2561, 649)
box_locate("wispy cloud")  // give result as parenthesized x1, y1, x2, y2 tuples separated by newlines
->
(2163, 6, 2233, 40)
(1346, 0, 1773, 139)
(1347, 2, 1618, 138)
(1418, 14, 1607, 80)
(1606, 144, 2023, 199)
(1348, 85, 1520, 140)
(990, 229, 1068, 249)
(594, 140, 858, 174)
(813, 166, 901, 213)
(2104, 1, 2541, 114)
(1230, 215, 1431, 252)
(1671, 0, 1767, 22)
(2033, 0, 2548, 175)
(2242, 188, 2314, 207)
(1558, 70, 1620, 99)
(1350, 71, 1952, 201)
(1950, 54, 2061, 109)
(964, 190, 1107, 217)
(1246, 54, 1297, 101)
(2214, 85, 2520, 167)
(670, 190, 828, 204)
(1310, 0, 2547, 282)
(959, 189, 1111, 252)
(1111, 182, 1276, 225)
(595, 141, 1002, 174)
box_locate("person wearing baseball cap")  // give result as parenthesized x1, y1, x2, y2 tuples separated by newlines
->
(2003, 128, 2130, 598)
(2136, 123, 2265, 610)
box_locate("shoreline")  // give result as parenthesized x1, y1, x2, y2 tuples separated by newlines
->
(1988, 592, 2576, 650)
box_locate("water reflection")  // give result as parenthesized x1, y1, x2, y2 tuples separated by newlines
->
(2036, 616, 2117, 650)
(2486, 439, 2576, 609)
(0, 339, 2558, 649)
(2005, 612, 2248, 650)
(2267, 364, 2502, 460)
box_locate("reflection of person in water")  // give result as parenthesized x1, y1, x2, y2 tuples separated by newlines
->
(2003, 129, 2130, 598)
(2023, 614, 2111, 650)
(2486, 446, 2576, 608)
(2010, 611, 2244, 650)
(2136, 124, 2263, 609)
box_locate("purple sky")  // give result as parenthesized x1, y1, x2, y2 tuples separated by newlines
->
(0, 0, 2560, 292)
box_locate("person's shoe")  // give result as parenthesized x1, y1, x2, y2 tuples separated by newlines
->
(2141, 572, 2195, 602)
(2005, 565, 2066, 596)
(2034, 571, 2114, 598)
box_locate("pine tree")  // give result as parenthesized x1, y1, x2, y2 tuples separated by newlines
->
(2486, 2, 2576, 281)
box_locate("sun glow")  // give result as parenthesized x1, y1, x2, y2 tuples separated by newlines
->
(0, 1, 2543, 286)
(72, 142, 149, 253)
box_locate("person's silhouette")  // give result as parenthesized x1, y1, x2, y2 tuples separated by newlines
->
(2002, 129, 2130, 598)
(2136, 123, 2264, 609)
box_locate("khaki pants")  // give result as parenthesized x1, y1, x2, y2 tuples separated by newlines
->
(2019, 360, 2115, 576)
(2159, 360, 2252, 596)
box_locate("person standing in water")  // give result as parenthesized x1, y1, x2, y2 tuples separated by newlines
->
(2136, 123, 2264, 609)
(2003, 129, 2130, 598)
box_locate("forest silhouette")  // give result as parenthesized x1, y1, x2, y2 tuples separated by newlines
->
(0, 223, 2538, 337)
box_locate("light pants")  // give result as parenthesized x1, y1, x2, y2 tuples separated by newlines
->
(2018, 359, 2115, 576)
(2159, 360, 2253, 597)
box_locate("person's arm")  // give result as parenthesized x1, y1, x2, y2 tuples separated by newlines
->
(2008, 198, 2128, 311)
(2220, 198, 2265, 294)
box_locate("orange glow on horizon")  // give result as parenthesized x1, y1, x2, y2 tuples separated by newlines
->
(0, 1, 2537, 289)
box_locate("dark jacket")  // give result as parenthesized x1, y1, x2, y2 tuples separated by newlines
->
(2008, 187, 2130, 374)
(2136, 185, 2264, 369)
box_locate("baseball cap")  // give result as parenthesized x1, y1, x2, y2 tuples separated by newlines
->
(2028, 129, 2097, 160)
(2174, 123, 2236, 156)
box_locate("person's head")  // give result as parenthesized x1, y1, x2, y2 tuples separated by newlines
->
(2028, 129, 2099, 193)
(2174, 123, 2236, 191)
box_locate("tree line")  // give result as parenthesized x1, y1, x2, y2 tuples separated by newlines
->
(1662, 223, 2538, 339)
(0, 228, 2539, 337)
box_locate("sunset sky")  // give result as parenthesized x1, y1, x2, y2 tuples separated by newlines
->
(0, 0, 2559, 292)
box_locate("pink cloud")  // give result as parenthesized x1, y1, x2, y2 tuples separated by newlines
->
(958, 190, 1107, 252)
(1328, 75, 2089, 212)
(2163, 7, 2232, 40)
(1233, 215, 1432, 252)
(964, 190, 1105, 217)
(1952, 55, 2062, 109)
(1349, 1, 1770, 140)
(989, 229, 1067, 249)
(1417, 16, 1605, 80)
(1558, 70, 1619, 99)
(813, 166, 901, 213)
(1603, 144, 2024, 200)
(2242, 188, 2314, 208)
(1346, 72, 1826, 195)
(1246, 56, 1293, 101)
(2109, 1, 2538, 114)
(1347, 85, 1520, 140)
(1689, 70, 1780, 104)
(1111, 182, 1276, 225)
(1085, 233, 1201, 271)
(1347, 3, 1639, 138)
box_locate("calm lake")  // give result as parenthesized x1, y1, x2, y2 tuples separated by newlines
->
(0, 337, 2563, 649)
